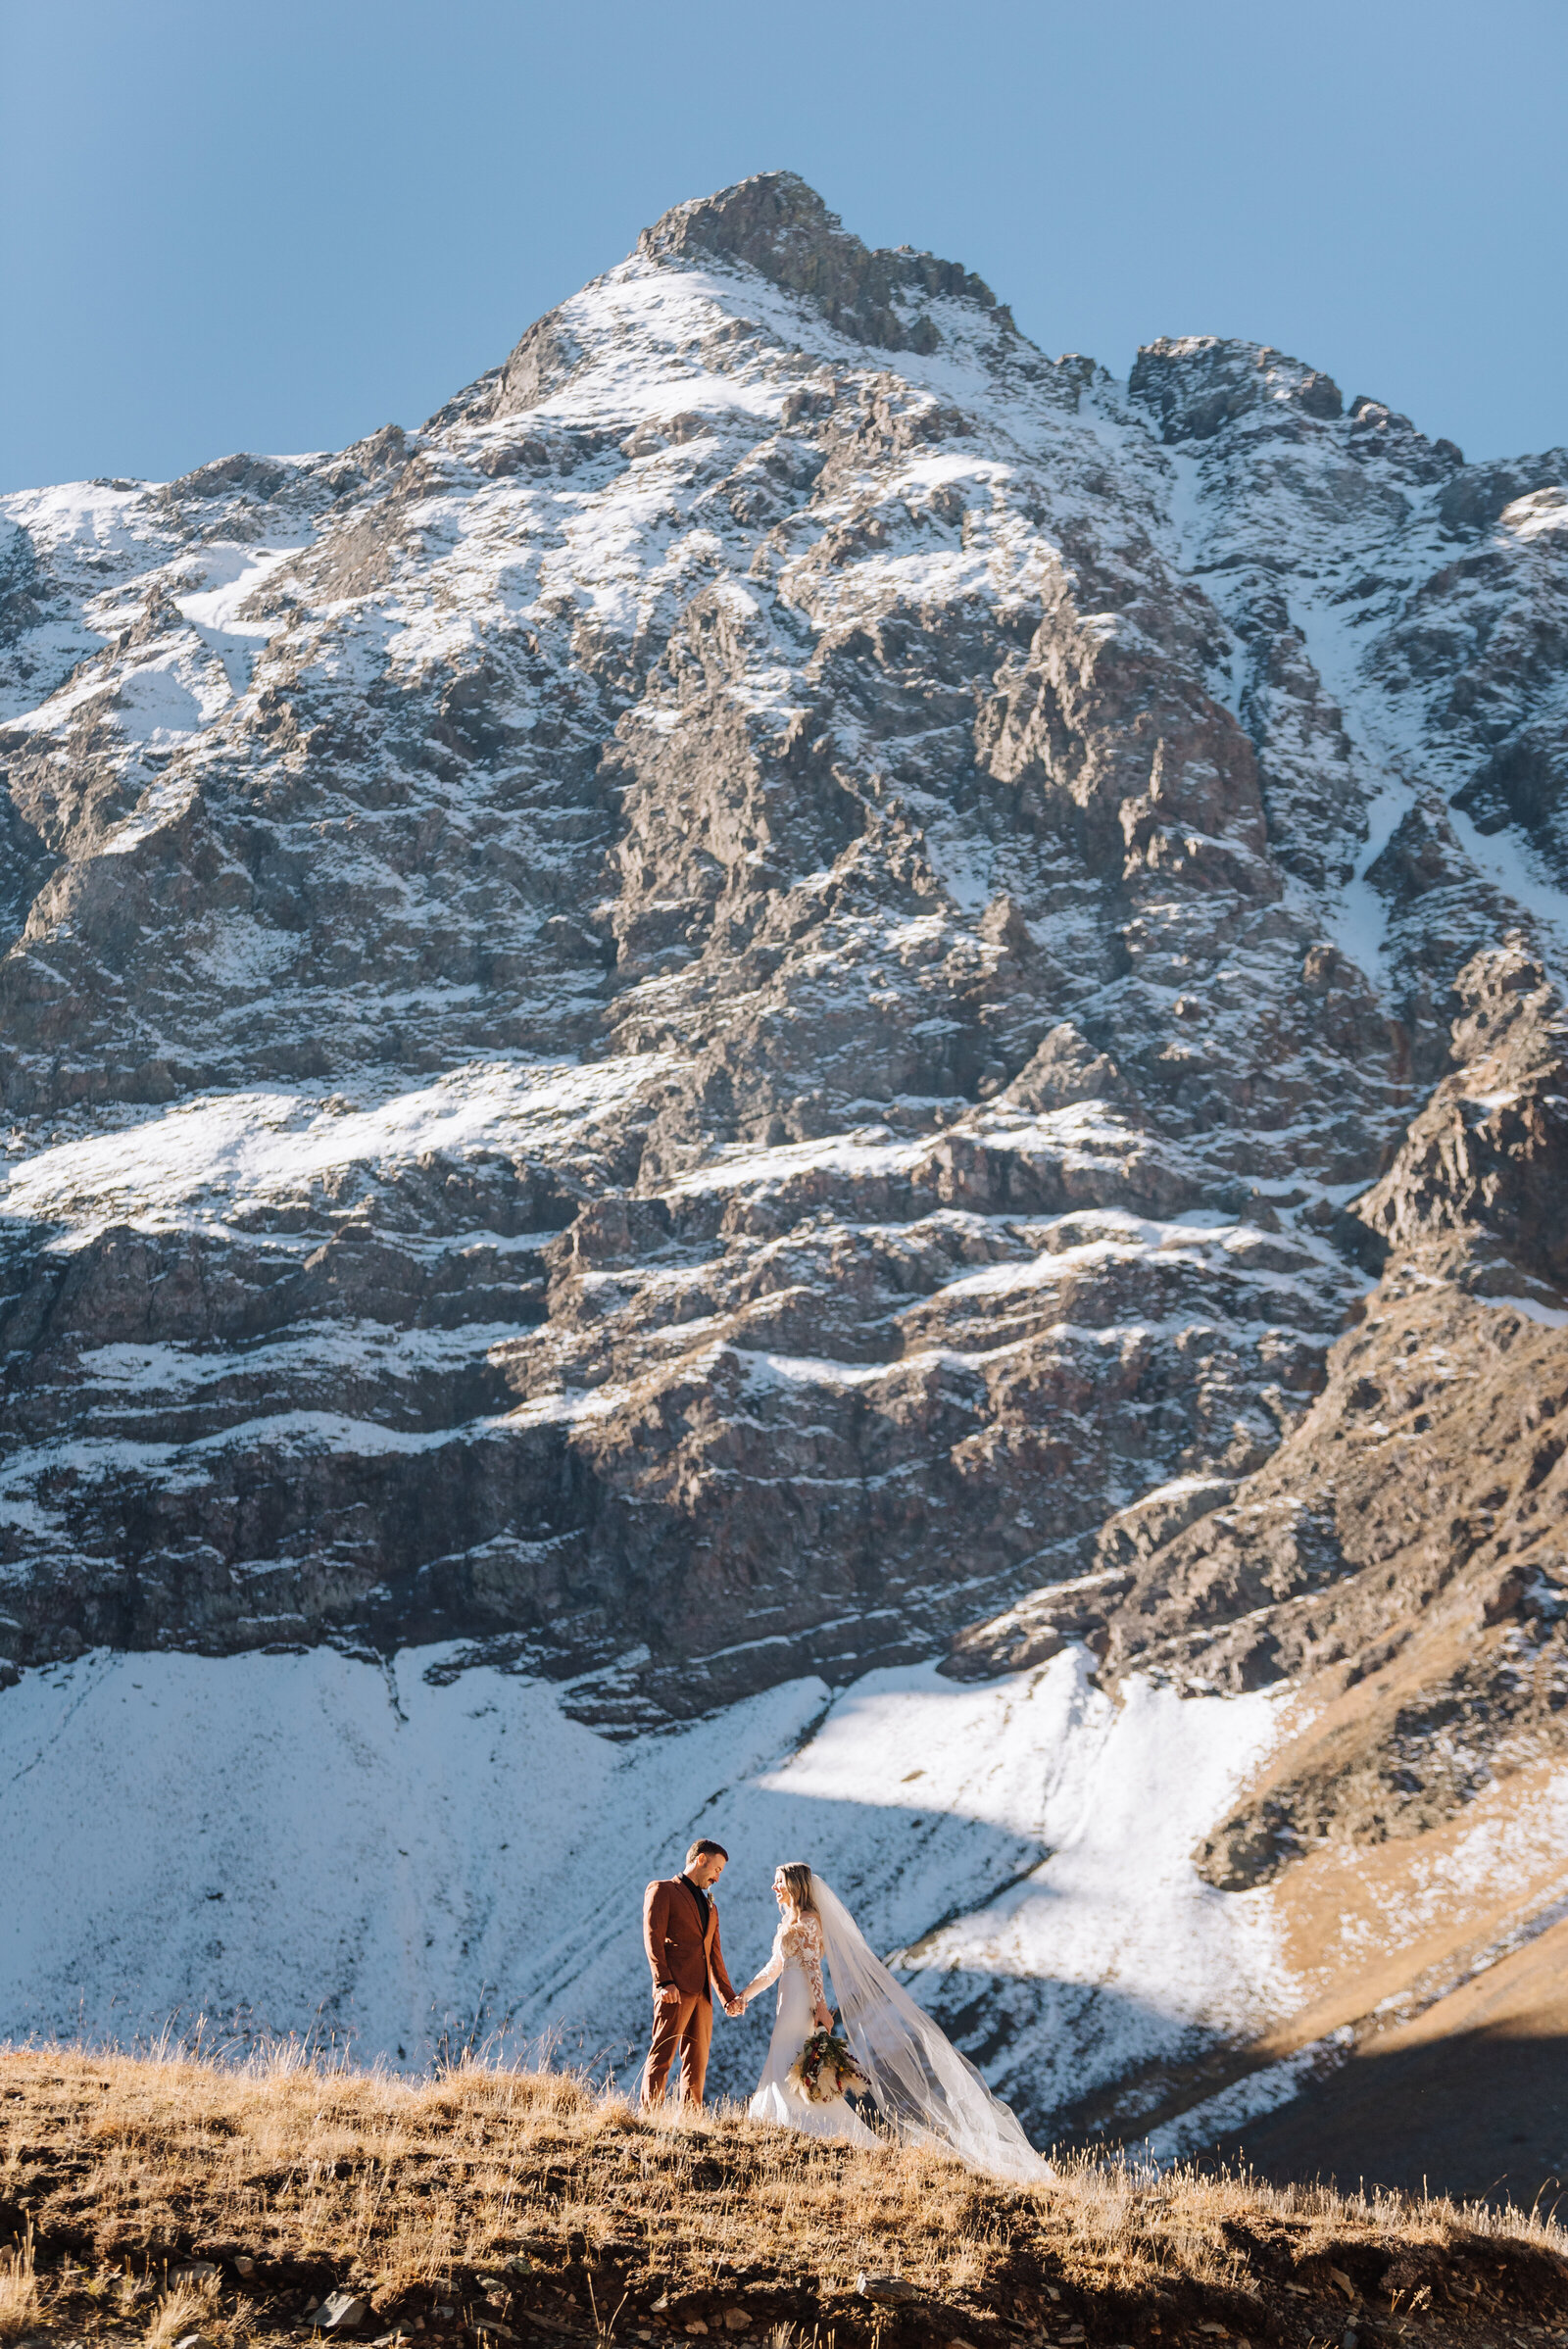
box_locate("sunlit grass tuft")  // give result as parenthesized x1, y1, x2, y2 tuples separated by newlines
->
(0, 2224, 41, 2345)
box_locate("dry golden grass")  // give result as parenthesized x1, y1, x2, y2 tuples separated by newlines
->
(1, 2045, 1564, 2349)
(0, 2225, 41, 2344)
(145, 2280, 222, 2349)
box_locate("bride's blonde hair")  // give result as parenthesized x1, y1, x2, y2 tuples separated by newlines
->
(776, 1862, 815, 1915)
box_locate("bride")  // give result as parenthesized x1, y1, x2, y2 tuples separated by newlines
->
(736, 1863, 1051, 2182)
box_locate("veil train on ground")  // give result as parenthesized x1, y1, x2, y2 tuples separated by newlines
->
(808, 1872, 1053, 2184)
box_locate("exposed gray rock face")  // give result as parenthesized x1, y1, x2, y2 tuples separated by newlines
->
(0, 171, 1564, 1748)
(1130, 336, 1347, 440)
(1357, 942, 1568, 1282)
(636, 171, 1008, 351)
(993, 941, 1568, 1887)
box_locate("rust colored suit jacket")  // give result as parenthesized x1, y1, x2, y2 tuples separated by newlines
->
(644, 1874, 736, 2006)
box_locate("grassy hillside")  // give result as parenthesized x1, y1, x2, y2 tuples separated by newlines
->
(1, 2050, 1564, 2349)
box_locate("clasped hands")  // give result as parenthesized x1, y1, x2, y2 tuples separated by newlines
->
(654, 1985, 826, 2025)
(655, 1983, 748, 2017)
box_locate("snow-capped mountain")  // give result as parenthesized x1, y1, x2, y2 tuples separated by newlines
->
(2, 174, 1565, 2184)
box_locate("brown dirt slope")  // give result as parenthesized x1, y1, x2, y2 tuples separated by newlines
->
(1212, 1912, 1568, 2207)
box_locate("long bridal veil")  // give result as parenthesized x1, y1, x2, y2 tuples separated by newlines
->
(808, 1873, 1053, 2184)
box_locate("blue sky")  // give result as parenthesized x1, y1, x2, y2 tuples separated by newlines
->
(2, 0, 1563, 492)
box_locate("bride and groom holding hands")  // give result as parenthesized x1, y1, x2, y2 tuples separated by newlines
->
(641, 1838, 1050, 2182)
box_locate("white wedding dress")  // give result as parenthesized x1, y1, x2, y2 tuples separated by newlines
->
(744, 1911, 880, 2144)
(745, 1875, 1054, 2183)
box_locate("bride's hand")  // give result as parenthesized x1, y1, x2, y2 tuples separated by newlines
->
(812, 2001, 832, 2030)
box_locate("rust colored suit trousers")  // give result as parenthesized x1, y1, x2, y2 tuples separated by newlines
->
(642, 1984, 713, 2106)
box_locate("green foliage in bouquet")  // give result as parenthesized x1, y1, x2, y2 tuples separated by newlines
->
(786, 2025, 872, 2107)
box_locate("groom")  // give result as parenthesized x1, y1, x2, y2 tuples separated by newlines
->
(641, 1837, 742, 2106)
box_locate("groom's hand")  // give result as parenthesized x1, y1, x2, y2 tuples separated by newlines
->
(657, 1984, 681, 2007)
(723, 1995, 745, 2018)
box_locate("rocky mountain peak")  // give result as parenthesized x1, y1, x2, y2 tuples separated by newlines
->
(635, 169, 1006, 351)
(1129, 333, 1346, 441)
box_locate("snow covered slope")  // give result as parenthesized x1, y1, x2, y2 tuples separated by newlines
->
(0, 1639, 1298, 2129)
(2, 173, 1566, 2165)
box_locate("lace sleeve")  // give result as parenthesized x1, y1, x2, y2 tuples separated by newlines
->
(785, 1918, 827, 2009)
(740, 1925, 786, 2004)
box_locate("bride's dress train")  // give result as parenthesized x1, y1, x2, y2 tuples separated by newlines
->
(746, 1875, 1052, 2183)
(745, 1912, 879, 2146)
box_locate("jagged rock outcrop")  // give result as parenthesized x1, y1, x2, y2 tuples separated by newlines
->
(0, 171, 1564, 1773)
(1356, 942, 1568, 1281)
(636, 171, 1010, 352)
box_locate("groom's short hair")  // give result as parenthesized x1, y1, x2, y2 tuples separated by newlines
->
(686, 1838, 728, 1865)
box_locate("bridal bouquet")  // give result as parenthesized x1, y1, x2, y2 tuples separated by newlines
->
(786, 2026, 870, 2106)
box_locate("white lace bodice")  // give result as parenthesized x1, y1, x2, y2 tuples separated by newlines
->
(743, 1913, 826, 2009)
